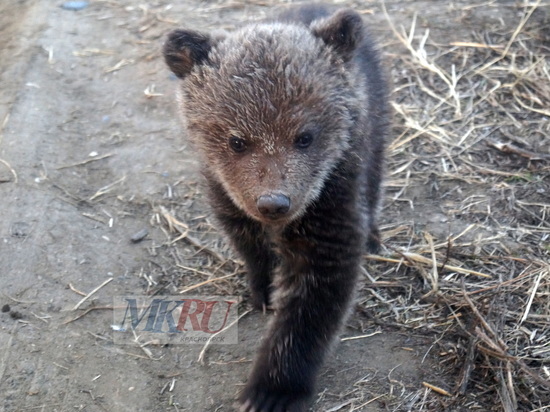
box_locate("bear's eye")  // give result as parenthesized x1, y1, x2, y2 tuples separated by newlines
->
(229, 136, 247, 153)
(294, 132, 314, 149)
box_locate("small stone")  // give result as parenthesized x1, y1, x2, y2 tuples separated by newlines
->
(0, 170, 12, 183)
(60, 1, 89, 11)
(10, 311, 23, 320)
(130, 229, 148, 243)
(1, 304, 10, 313)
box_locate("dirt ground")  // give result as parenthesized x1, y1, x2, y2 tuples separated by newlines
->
(1, 1, 548, 411)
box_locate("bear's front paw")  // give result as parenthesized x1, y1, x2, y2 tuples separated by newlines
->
(249, 283, 272, 312)
(238, 385, 310, 412)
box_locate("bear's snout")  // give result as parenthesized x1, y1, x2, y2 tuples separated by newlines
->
(256, 193, 291, 218)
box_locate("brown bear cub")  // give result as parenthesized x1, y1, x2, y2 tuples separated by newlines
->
(163, 4, 389, 411)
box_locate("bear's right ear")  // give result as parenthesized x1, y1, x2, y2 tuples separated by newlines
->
(163, 30, 212, 79)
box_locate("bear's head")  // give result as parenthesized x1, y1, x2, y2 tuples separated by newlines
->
(164, 9, 366, 225)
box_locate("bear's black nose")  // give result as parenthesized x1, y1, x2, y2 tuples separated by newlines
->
(257, 193, 290, 217)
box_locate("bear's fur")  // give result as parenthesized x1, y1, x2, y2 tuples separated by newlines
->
(163, 4, 389, 411)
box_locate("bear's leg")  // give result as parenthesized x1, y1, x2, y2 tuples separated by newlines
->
(207, 181, 276, 309)
(238, 219, 361, 411)
(225, 218, 275, 310)
(364, 151, 384, 254)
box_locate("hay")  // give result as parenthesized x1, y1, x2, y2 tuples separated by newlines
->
(366, 1, 550, 409)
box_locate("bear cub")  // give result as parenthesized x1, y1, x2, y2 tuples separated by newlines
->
(163, 4, 389, 411)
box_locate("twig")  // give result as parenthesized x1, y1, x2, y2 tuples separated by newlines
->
(341, 331, 382, 342)
(520, 271, 544, 324)
(367, 252, 492, 278)
(131, 329, 162, 361)
(455, 336, 478, 395)
(159, 206, 227, 263)
(89, 176, 126, 201)
(0, 159, 17, 183)
(198, 309, 251, 364)
(2, 294, 36, 304)
(462, 282, 550, 390)
(422, 382, 451, 396)
(56, 153, 114, 170)
(63, 306, 114, 324)
(72, 278, 113, 310)
(68, 283, 87, 296)
(179, 272, 238, 294)
(487, 140, 550, 161)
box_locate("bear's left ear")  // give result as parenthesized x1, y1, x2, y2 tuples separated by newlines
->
(311, 9, 364, 62)
(163, 29, 213, 79)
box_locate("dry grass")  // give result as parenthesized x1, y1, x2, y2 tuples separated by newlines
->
(364, 1, 550, 410)
(153, 1, 549, 410)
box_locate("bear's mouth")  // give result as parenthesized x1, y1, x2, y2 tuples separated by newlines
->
(250, 206, 304, 227)
(258, 213, 290, 224)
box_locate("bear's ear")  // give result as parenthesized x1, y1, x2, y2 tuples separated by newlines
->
(311, 9, 364, 62)
(163, 29, 213, 79)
